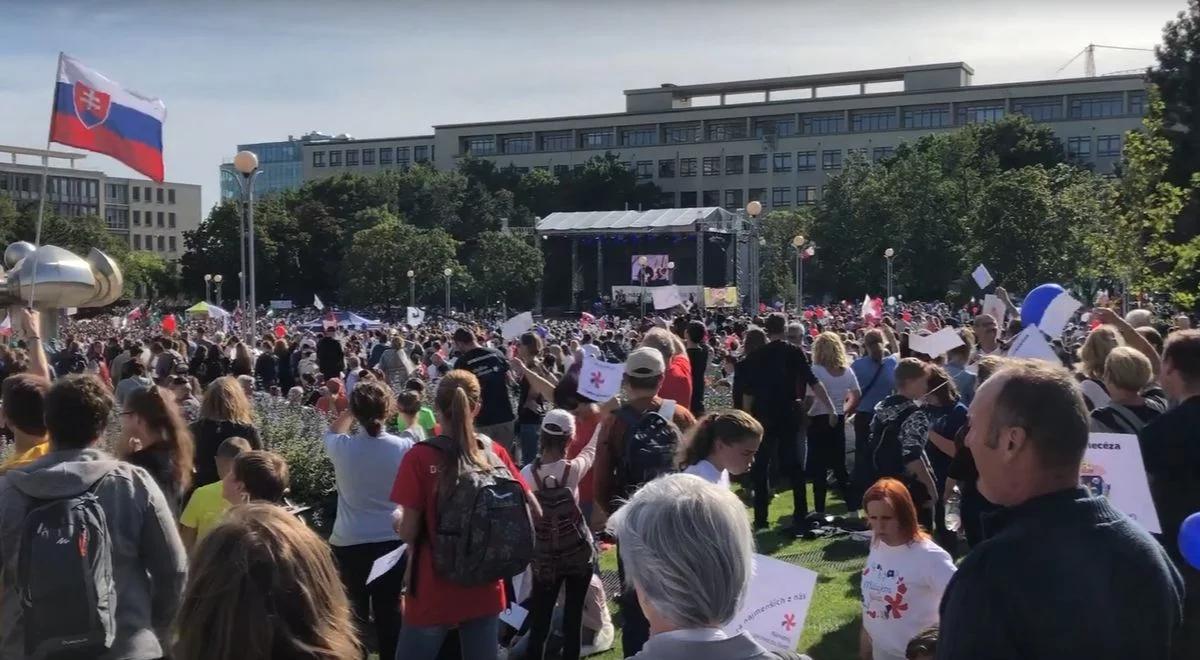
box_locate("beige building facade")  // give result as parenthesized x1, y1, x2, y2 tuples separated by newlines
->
(0, 145, 201, 259)
(292, 62, 1146, 213)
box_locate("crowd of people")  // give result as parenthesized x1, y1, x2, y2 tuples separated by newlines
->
(0, 291, 1196, 660)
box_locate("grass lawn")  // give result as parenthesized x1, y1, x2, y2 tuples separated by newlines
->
(366, 483, 866, 660)
(587, 482, 867, 660)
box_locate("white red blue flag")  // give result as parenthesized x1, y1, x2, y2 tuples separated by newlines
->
(49, 54, 166, 182)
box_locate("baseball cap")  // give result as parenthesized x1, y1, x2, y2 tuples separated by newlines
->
(541, 409, 576, 436)
(625, 346, 665, 377)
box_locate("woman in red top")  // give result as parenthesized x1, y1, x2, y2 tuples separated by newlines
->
(641, 328, 693, 409)
(391, 369, 530, 660)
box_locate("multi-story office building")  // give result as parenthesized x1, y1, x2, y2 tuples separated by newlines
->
(253, 62, 1145, 213)
(1, 144, 201, 259)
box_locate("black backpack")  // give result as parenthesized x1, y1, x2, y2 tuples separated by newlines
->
(425, 435, 535, 587)
(869, 406, 918, 481)
(15, 481, 117, 659)
(530, 460, 594, 581)
(616, 400, 682, 499)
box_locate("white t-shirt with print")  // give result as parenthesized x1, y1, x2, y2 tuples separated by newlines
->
(684, 459, 730, 489)
(860, 537, 956, 660)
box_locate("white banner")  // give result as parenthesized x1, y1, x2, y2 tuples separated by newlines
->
(1083, 433, 1161, 534)
(407, 307, 425, 327)
(971, 264, 993, 289)
(724, 553, 818, 653)
(652, 286, 684, 311)
(269, 299, 294, 309)
(982, 294, 1006, 325)
(1007, 325, 1059, 364)
(908, 327, 965, 358)
(500, 311, 534, 339)
(577, 354, 624, 402)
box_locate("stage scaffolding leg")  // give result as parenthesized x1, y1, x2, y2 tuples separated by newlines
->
(695, 227, 704, 310)
(596, 238, 603, 304)
(570, 237, 578, 312)
(534, 234, 543, 316)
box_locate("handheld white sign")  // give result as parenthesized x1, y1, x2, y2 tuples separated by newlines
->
(1007, 325, 1059, 364)
(651, 286, 684, 311)
(1083, 433, 1161, 533)
(500, 311, 534, 339)
(971, 264, 993, 289)
(724, 554, 818, 653)
(577, 354, 624, 402)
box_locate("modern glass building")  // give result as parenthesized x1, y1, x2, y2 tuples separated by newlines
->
(219, 136, 305, 200)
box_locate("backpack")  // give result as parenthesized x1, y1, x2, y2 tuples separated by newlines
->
(426, 435, 534, 587)
(530, 460, 593, 580)
(15, 481, 117, 659)
(616, 400, 681, 499)
(868, 406, 918, 481)
(65, 352, 87, 375)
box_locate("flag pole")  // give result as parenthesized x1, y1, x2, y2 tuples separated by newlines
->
(27, 53, 63, 311)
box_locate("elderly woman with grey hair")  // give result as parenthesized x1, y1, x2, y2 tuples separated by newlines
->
(609, 474, 811, 660)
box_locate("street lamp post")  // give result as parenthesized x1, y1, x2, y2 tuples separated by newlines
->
(233, 151, 263, 342)
(213, 274, 223, 308)
(792, 235, 805, 313)
(638, 255, 649, 317)
(204, 274, 212, 303)
(884, 247, 895, 303)
(443, 268, 452, 314)
(744, 201, 762, 313)
(407, 270, 415, 309)
(666, 260, 675, 285)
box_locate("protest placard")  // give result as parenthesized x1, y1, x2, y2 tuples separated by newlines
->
(982, 294, 1006, 325)
(366, 543, 406, 585)
(1036, 292, 1082, 340)
(1083, 433, 1161, 533)
(972, 264, 993, 289)
(651, 286, 684, 310)
(577, 353, 624, 402)
(1007, 325, 1060, 364)
(724, 553, 818, 653)
(407, 306, 425, 326)
(908, 327, 965, 358)
(500, 311, 534, 339)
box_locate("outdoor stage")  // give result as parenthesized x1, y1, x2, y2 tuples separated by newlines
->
(534, 207, 761, 313)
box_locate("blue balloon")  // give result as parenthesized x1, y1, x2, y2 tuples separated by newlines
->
(1180, 512, 1200, 570)
(1019, 283, 1066, 328)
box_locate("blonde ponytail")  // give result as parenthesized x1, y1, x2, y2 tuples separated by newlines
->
(435, 370, 488, 497)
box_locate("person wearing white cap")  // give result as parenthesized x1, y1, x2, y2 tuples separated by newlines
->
(519, 408, 599, 660)
(594, 345, 697, 656)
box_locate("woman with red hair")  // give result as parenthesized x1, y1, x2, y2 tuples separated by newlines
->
(859, 478, 956, 660)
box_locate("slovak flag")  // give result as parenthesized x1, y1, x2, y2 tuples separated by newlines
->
(49, 53, 166, 182)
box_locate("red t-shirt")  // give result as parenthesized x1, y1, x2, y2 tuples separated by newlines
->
(566, 413, 600, 506)
(659, 353, 693, 411)
(390, 439, 529, 627)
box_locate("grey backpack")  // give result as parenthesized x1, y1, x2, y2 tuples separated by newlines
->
(16, 481, 116, 659)
(426, 435, 535, 586)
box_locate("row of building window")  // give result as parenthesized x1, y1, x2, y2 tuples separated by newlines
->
(130, 210, 177, 228)
(460, 91, 1146, 155)
(627, 148, 897, 180)
(667, 186, 823, 209)
(132, 234, 177, 253)
(129, 185, 176, 204)
(312, 146, 433, 168)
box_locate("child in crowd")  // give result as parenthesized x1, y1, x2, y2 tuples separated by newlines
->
(395, 389, 429, 443)
(519, 409, 598, 660)
(678, 410, 764, 489)
(222, 449, 291, 505)
(400, 377, 439, 436)
(179, 435, 252, 553)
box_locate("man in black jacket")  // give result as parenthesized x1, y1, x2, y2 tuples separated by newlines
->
(938, 360, 1184, 660)
(316, 329, 345, 380)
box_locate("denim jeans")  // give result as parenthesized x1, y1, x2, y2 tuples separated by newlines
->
(393, 614, 499, 660)
(526, 570, 591, 660)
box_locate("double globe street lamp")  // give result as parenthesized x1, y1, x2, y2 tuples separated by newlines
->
(792, 235, 816, 312)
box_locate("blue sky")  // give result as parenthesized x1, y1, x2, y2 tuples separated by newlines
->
(0, 0, 1178, 212)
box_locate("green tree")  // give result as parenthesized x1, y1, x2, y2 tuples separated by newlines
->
(120, 251, 172, 298)
(342, 218, 462, 306)
(757, 209, 811, 306)
(1090, 90, 1200, 308)
(465, 231, 544, 309)
(1150, 0, 1200, 193)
